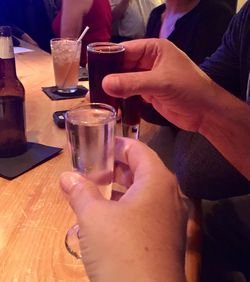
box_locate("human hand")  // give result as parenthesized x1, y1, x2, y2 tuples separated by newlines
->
(60, 137, 189, 282)
(102, 38, 225, 132)
(61, 0, 93, 37)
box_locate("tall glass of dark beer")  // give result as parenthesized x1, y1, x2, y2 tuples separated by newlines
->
(87, 42, 125, 112)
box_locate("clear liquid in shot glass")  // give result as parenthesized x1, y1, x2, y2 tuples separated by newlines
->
(66, 107, 116, 199)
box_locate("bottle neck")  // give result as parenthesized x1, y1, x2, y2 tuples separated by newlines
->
(0, 36, 17, 78)
(0, 58, 17, 78)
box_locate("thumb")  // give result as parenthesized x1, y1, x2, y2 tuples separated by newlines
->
(60, 171, 104, 215)
(102, 71, 160, 98)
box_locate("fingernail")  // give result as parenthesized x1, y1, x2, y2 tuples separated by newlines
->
(60, 172, 81, 194)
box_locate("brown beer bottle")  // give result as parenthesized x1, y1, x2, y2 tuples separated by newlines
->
(0, 26, 27, 157)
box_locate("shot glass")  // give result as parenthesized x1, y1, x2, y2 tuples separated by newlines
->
(121, 95, 142, 140)
(65, 103, 116, 259)
(65, 102, 116, 199)
(87, 42, 125, 112)
(50, 38, 81, 93)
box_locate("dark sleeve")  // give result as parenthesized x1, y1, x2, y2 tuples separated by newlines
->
(145, 4, 165, 38)
(174, 131, 250, 201)
(174, 4, 250, 200)
(188, 1, 234, 65)
(199, 3, 246, 97)
(140, 100, 176, 127)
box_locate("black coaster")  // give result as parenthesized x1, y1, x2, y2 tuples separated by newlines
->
(0, 142, 62, 180)
(42, 85, 88, 100)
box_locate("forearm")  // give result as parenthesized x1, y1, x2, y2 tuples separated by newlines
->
(21, 33, 38, 46)
(93, 252, 185, 282)
(61, 0, 92, 37)
(85, 226, 186, 282)
(111, 0, 130, 22)
(199, 84, 250, 180)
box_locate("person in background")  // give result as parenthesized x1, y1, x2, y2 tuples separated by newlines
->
(43, 0, 62, 24)
(109, 0, 164, 43)
(0, 0, 38, 47)
(0, 0, 54, 51)
(60, 36, 250, 282)
(17, 29, 38, 47)
(146, 0, 235, 65)
(1, 25, 38, 47)
(52, 0, 112, 66)
(143, 0, 235, 124)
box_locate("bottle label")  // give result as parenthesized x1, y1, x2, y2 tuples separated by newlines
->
(0, 37, 14, 59)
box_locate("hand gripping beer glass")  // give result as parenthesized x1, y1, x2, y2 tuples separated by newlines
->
(65, 103, 116, 259)
(87, 42, 141, 139)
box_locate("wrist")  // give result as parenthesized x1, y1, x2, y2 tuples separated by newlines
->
(198, 81, 226, 136)
(94, 247, 185, 282)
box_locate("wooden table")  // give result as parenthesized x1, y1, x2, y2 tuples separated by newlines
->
(0, 44, 161, 281)
(0, 45, 91, 281)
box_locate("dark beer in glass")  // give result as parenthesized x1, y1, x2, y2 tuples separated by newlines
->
(87, 42, 125, 112)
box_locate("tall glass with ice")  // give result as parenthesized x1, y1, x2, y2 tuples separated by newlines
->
(64, 103, 116, 259)
(50, 38, 81, 93)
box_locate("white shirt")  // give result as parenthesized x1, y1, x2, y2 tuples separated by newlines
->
(110, 0, 144, 38)
(139, 0, 165, 26)
(110, 0, 164, 38)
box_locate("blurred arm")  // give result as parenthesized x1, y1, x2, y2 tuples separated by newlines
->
(21, 33, 38, 46)
(61, 0, 93, 37)
(199, 86, 250, 180)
